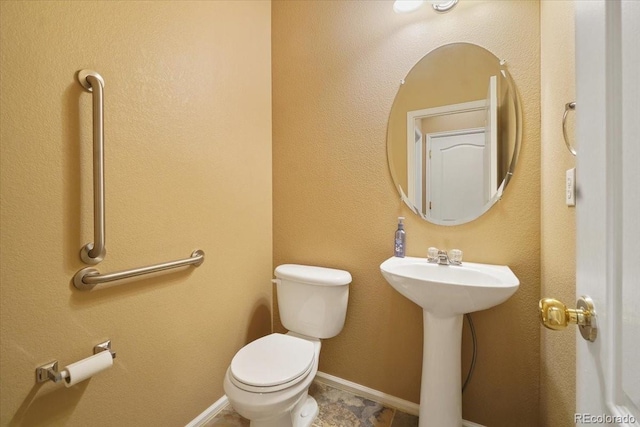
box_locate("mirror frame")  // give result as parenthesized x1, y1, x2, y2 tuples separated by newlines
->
(386, 43, 522, 226)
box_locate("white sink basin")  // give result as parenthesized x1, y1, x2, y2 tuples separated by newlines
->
(380, 255, 520, 427)
(380, 256, 519, 315)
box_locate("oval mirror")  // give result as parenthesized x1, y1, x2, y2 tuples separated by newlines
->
(387, 43, 521, 226)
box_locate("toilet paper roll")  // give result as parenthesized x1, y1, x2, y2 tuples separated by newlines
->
(63, 350, 113, 387)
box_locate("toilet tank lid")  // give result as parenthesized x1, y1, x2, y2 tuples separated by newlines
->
(275, 264, 352, 286)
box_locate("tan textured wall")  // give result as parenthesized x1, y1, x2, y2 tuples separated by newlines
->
(540, 1, 576, 425)
(0, 2, 272, 426)
(273, 1, 540, 426)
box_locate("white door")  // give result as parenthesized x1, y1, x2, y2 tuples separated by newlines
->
(427, 128, 485, 223)
(414, 125, 424, 212)
(483, 75, 498, 202)
(576, 1, 640, 425)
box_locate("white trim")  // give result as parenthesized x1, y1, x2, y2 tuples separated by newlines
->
(184, 394, 229, 427)
(485, 75, 498, 200)
(315, 371, 420, 416)
(186, 373, 486, 427)
(314, 371, 486, 427)
(406, 100, 485, 211)
(409, 100, 487, 120)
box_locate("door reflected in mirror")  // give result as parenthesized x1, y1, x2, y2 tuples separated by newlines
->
(387, 43, 521, 225)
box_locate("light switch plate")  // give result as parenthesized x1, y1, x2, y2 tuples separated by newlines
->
(566, 168, 576, 206)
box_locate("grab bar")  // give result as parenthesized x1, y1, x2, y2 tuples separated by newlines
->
(73, 250, 205, 290)
(73, 70, 204, 291)
(77, 70, 107, 264)
(562, 101, 577, 156)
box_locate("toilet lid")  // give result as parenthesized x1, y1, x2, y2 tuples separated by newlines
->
(230, 333, 315, 388)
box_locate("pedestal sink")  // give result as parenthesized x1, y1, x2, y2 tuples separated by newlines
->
(380, 256, 519, 427)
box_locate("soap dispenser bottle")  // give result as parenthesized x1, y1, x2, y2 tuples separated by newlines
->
(394, 217, 406, 257)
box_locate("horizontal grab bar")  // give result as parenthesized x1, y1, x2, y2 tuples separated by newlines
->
(73, 250, 205, 290)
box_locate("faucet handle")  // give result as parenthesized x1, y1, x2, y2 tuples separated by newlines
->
(449, 249, 463, 265)
(427, 247, 439, 262)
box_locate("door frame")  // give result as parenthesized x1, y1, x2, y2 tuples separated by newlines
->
(406, 100, 485, 209)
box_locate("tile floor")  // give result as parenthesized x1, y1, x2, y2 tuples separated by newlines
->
(204, 381, 418, 427)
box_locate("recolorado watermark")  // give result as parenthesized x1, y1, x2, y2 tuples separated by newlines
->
(574, 413, 637, 424)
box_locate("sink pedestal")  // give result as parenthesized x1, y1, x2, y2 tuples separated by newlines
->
(420, 311, 463, 427)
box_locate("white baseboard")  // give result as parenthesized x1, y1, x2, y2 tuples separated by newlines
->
(187, 372, 485, 427)
(185, 394, 229, 427)
(315, 371, 485, 427)
(315, 371, 420, 416)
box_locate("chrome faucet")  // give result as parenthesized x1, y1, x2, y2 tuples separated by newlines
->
(427, 247, 463, 265)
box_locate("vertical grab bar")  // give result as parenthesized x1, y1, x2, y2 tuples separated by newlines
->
(77, 70, 106, 264)
(562, 102, 577, 156)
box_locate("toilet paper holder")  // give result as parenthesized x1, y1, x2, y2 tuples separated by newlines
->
(36, 340, 116, 383)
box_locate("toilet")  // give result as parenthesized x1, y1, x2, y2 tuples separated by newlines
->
(223, 264, 352, 427)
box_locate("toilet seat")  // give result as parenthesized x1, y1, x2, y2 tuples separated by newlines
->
(230, 333, 315, 393)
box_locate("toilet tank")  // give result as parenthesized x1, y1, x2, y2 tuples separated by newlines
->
(274, 264, 351, 339)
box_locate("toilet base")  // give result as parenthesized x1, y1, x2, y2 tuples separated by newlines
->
(291, 395, 318, 427)
(248, 395, 318, 427)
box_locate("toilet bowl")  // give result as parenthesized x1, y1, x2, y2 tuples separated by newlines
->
(223, 264, 351, 427)
(224, 333, 321, 427)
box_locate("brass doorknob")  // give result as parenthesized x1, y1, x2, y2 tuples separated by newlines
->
(539, 296, 597, 342)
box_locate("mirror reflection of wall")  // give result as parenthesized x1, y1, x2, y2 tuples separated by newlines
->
(387, 43, 520, 226)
